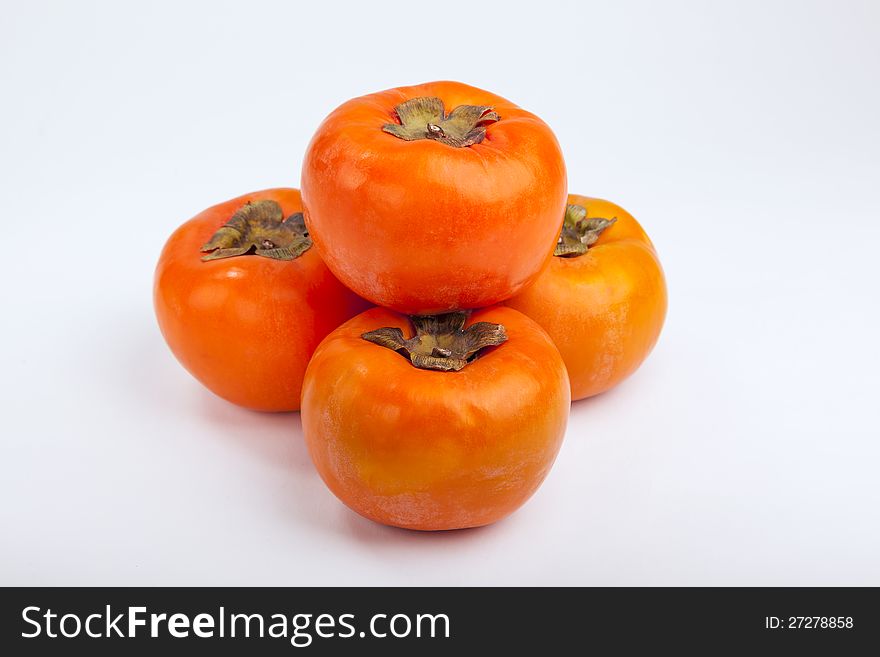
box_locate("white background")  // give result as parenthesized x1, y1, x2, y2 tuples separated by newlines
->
(2, 0, 879, 585)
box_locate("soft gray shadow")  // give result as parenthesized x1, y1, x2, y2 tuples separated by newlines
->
(194, 391, 309, 471)
(116, 318, 339, 532)
(117, 311, 308, 469)
(567, 367, 657, 422)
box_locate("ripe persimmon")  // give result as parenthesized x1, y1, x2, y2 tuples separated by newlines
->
(300, 306, 570, 530)
(154, 188, 369, 412)
(301, 80, 567, 314)
(506, 195, 667, 400)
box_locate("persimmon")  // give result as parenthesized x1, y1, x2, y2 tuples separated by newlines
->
(301, 80, 568, 314)
(154, 188, 369, 412)
(300, 306, 570, 530)
(506, 195, 667, 401)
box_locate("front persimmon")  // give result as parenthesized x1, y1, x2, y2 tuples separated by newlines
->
(300, 306, 570, 531)
(506, 195, 667, 401)
(301, 80, 568, 315)
(154, 188, 369, 412)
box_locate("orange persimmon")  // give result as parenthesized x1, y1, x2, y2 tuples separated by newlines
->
(154, 188, 369, 412)
(301, 80, 567, 315)
(300, 306, 570, 530)
(507, 195, 667, 401)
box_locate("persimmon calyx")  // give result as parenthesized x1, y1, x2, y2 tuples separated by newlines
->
(200, 200, 312, 262)
(554, 204, 617, 258)
(382, 97, 500, 148)
(362, 312, 507, 372)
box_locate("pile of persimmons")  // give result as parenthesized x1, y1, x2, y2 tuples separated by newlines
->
(155, 81, 666, 531)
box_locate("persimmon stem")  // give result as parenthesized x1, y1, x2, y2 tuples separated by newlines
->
(361, 312, 507, 372)
(200, 200, 312, 262)
(382, 97, 500, 148)
(554, 204, 617, 257)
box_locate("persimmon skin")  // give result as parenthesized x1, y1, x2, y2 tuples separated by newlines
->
(506, 195, 667, 401)
(301, 80, 568, 315)
(301, 306, 570, 531)
(154, 188, 369, 412)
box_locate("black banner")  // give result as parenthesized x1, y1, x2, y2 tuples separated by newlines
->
(1, 587, 876, 654)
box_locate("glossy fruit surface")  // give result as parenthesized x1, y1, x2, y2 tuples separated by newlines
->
(507, 195, 667, 400)
(154, 188, 369, 411)
(301, 306, 570, 530)
(301, 80, 567, 314)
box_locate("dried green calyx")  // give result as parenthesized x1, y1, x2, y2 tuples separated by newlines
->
(200, 200, 312, 262)
(554, 204, 617, 257)
(361, 312, 507, 372)
(382, 97, 500, 148)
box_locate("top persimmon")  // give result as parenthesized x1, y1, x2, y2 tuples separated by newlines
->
(301, 80, 568, 314)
